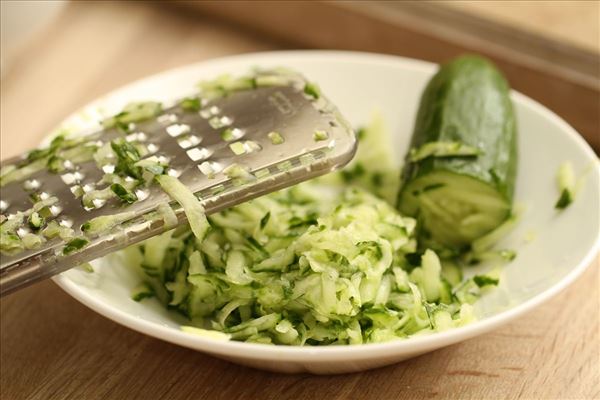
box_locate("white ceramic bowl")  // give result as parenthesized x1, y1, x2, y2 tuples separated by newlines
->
(52, 51, 599, 374)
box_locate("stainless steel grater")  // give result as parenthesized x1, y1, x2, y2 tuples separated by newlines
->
(0, 72, 357, 296)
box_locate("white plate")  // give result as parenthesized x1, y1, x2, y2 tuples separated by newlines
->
(52, 51, 600, 374)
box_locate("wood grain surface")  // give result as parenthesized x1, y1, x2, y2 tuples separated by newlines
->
(442, 0, 600, 53)
(190, 0, 600, 152)
(1, 2, 598, 399)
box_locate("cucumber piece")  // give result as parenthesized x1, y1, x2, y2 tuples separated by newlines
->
(81, 211, 136, 236)
(131, 282, 155, 302)
(102, 101, 162, 130)
(156, 175, 209, 241)
(28, 212, 45, 230)
(555, 161, 575, 209)
(398, 55, 517, 250)
(441, 259, 462, 287)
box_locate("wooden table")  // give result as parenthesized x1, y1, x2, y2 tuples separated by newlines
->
(1, 2, 598, 399)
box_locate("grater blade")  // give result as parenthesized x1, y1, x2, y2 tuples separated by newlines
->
(0, 72, 356, 296)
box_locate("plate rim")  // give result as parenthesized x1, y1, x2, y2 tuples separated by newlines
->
(52, 50, 600, 362)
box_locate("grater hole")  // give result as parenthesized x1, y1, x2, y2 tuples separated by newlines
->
(278, 160, 294, 172)
(300, 153, 316, 165)
(229, 142, 245, 156)
(135, 188, 149, 201)
(70, 185, 84, 198)
(61, 173, 77, 185)
(187, 147, 212, 162)
(63, 160, 75, 171)
(210, 184, 225, 196)
(156, 155, 170, 164)
(158, 113, 178, 124)
(254, 168, 271, 179)
(221, 128, 244, 142)
(267, 131, 285, 145)
(0, 200, 8, 212)
(61, 171, 85, 186)
(102, 164, 115, 174)
(177, 134, 202, 149)
(198, 161, 222, 178)
(17, 227, 31, 238)
(166, 124, 191, 137)
(50, 205, 62, 217)
(208, 116, 232, 129)
(200, 106, 220, 119)
(228, 140, 262, 156)
(23, 179, 41, 191)
(58, 218, 73, 228)
(167, 168, 182, 178)
(126, 132, 148, 142)
(39, 192, 51, 201)
(146, 143, 159, 154)
(91, 198, 107, 210)
(244, 140, 262, 152)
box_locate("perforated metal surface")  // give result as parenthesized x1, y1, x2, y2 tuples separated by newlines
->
(0, 79, 356, 295)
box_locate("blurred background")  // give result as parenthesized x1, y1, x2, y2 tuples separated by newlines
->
(1, 0, 598, 158)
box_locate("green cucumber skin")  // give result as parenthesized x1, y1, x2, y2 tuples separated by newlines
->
(399, 55, 518, 212)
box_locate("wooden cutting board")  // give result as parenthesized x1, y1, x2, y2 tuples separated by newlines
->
(1, 2, 598, 399)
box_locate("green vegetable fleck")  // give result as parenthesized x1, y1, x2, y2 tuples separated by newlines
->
(313, 130, 328, 141)
(267, 131, 284, 145)
(180, 97, 202, 112)
(555, 189, 572, 209)
(473, 275, 500, 287)
(110, 139, 142, 179)
(63, 237, 89, 255)
(555, 162, 576, 210)
(303, 82, 321, 99)
(81, 212, 136, 235)
(102, 101, 162, 130)
(27, 212, 45, 230)
(110, 183, 138, 204)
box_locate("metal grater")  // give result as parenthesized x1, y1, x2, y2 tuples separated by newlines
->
(0, 72, 357, 296)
